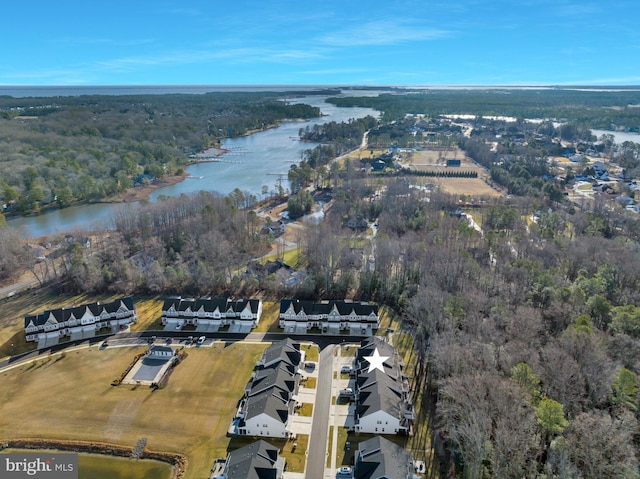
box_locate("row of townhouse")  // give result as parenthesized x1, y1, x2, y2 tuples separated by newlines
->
(161, 297, 262, 331)
(216, 436, 419, 479)
(231, 338, 303, 438)
(279, 299, 379, 335)
(351, 337, 415, 435)
(24, 297, 137, 343)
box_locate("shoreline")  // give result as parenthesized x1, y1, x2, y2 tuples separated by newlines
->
(5, 116, 315, 221)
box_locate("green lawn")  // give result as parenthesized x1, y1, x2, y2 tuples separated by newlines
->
(1, 449, 173, 479)
(0, 288, 121, 359)
(0, 342, 268, 479)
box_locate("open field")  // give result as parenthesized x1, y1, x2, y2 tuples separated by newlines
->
(0, 342, 268, 479)
(0, 288, 123, 359)
(401, 148, 502, 198)
(432, 177, 502, 197)
(1, 449, 173, 479)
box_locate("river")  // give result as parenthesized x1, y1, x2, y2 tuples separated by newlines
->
(7, 92, 379, 238)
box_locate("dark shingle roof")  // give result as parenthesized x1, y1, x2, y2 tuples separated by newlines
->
(279, 299, 378, 318)
(225, 440, 283, 479)
(24, 297, 135, 329)
(260, 338, 301, 368)
(162, 297, 261, 315)
(243, 389, 291, 423)
(355, 436, 414, 479)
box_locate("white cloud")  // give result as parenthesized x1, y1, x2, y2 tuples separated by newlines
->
(320, 20, 451, 47)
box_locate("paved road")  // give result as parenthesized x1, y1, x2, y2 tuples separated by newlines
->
(0, 277, 39, 299)
(306, 345, 335, 479)
(0, 329, 363, 373)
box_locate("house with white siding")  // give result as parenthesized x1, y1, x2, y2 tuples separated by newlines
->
(161, 297, 262, 332)
(221, 440, 285, 479)
(352, 338, 414, 435)
(230, 339, 302, 439)
(24, 297, 136, 346)
(279, 299, 379, 335)
(354, 436, 420, 479)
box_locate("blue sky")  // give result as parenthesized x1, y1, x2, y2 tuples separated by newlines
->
(2, 0, 639, 86)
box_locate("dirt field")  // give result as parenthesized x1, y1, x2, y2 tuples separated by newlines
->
(432, 177, 502, 197)
(0, 342, 267, 479)
(402, 148, 502, 198)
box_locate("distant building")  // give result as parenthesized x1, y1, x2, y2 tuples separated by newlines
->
(24, 297, 136, 346)
(161, 297, 262, 332)
(372, 160, 386, 171)
(279, 299, 379, 335)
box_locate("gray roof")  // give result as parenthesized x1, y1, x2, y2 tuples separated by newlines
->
(25, 297, 135, 329)
(260, 338, 301, 368)
(242, 389, 291, 424)
(280, 299, 379, 319)
(354, 338, 411, 423)
(162, 297, 260, 315)
(356, 337, 398, 368)
(225, 440, 284, 479)
(355, 369, 406, 420)
(355, 436, 414, 479)
(247, 364, 299, 399)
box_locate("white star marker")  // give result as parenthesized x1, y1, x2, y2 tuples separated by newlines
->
(363, 347, 389, 373)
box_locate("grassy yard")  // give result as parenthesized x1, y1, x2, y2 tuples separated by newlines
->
(298, 403, 313, 417)
(129, 295, 164, 331)
(1, 449, 173, 479)
(303, 343, 319, 362)
(0, 342, 269, 479)
(326, 426, 334, 467)
(253, 301, 281, 333)
(0, 288, 122, 359)
(226, 434, 308, 473)
(305, 377, 317, 389)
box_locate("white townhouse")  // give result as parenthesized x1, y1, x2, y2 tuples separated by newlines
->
(352, 337, 415, 435)
(161, 297, 262, 332)
(230, 339, 302, 439)
(24, 297, 136, 344)
(279, 299, 379, 335)
(221, 440, 285, 479)
(354, 436, 420, 479)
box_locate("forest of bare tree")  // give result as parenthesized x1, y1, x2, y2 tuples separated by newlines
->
(2, 88, 640, 477)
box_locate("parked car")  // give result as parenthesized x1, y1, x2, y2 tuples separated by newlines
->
(339, 388, 354, 398)
(305, 362, 315, 370)
(197, 336, 206, 345)
(338, 466, 352, 476)
(340, 365, 352, 374)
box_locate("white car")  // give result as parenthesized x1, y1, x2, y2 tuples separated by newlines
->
(197, 336, 206, 344)
(338, 466, 352, 476)
(339, 388, 354, 397)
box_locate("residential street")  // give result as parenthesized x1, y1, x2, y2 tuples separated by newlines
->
(305, 345, 335, 479)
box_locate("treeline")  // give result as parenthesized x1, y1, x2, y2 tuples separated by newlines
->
(326, 89, 640, 130)
(320, 178, 640, 478)
(0, 92, 319, 213)
(400, 169, 478, 178)
(52, 191, 271, 295)
(299, 116, 378, 168)
(6, 159, 640, 476)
